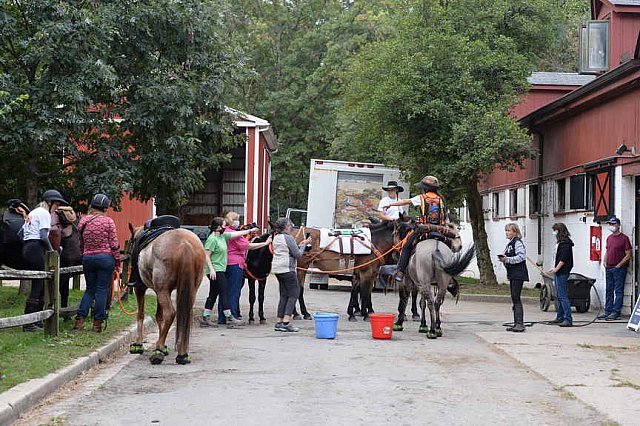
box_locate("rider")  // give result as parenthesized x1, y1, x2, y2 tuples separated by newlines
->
(382, 175, 448, 281)
(377, 181, 405, 221)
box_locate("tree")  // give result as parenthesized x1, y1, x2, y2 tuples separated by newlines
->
(339, 0, 557, 285)
(0, 0, 240, 209)
(226, 0, 394, 215)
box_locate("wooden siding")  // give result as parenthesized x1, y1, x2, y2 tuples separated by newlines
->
(511, 87, 577, 120)
(108, 195, 153, 248)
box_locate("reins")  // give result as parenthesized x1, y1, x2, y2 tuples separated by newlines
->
(296, 230, 413, 274)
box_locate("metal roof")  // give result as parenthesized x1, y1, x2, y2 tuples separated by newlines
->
(527, 72, 596, 86)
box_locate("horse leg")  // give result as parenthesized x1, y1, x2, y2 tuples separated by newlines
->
(258, 279, 266, 324)
(411, 287, 420, 321)
(298, 279, 311, 320)
(360, 274, 374, 322)
(434, 285, 446, 337)
(248, 278, 256, 323)
(394, 283, 409, 331)
(418, 290, 429, 334)
(425, 287, 438, 339)
(150, 291, 174, 365)
(129, 286, 146, 354)
(348, 283, 358, 322)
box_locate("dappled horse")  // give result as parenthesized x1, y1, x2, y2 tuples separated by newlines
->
(128, 222, 205, 365)
(393, 221, 475, 337)
(245, 232, 273, 324)
(295, 221, 397, 321)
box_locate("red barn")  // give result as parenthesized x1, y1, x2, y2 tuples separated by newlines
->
(478, 0, 640, 313)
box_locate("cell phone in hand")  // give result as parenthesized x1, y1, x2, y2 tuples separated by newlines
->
(498, 254, 505, 259)
(305, 233, 312, 251)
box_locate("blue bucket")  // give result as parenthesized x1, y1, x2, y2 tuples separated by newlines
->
(314, 312, 339, 339)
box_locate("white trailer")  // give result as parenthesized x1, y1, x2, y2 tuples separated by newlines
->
(306, 159, 408, 228)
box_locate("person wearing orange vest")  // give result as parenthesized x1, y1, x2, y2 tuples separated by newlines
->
(383, 176, 447, 282)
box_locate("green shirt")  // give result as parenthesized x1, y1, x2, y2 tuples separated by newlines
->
(204, 232, 233, 273)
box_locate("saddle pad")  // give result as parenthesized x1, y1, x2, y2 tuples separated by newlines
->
(319, 228, 372, 255)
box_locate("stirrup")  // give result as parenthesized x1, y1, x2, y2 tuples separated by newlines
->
(394, 271, 404, 282)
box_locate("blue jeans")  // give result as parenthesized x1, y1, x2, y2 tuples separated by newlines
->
(220, 264, 244, 320)
(605, 267, 627, 316)
(554, 274, 572, 323)
(79, 254, 115, 321)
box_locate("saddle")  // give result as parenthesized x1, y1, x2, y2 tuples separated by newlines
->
(129, 215, 181, 287)
(414, 223, 458, 250)
(319, 227, 373, 255)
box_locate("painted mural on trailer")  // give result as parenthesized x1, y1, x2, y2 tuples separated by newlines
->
(334, 172, 382, 228)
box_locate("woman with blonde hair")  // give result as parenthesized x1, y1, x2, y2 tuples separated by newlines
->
(498, 223, 529, 332)
(221, 211, 271, 324)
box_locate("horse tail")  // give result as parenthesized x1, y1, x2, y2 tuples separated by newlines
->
(443, 243, 476, 277)
(175, 242, 197, 353)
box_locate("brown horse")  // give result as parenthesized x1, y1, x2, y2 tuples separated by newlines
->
(128, 225, 205, 365)
(295, 221, 397, 321)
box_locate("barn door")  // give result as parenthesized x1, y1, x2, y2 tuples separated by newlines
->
(593, 169, 613, 221)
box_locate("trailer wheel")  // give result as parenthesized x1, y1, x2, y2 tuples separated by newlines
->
(575, 300, 590, 313)
(309, 283, 319, 290)
(540, 285, 551, 312)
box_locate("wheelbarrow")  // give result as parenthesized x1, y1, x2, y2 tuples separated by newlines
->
(539, 273, 595, 313)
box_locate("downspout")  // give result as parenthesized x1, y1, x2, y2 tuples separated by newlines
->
(534, 129, 544, 256)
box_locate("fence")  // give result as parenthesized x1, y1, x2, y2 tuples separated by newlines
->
(0, 244, 131, 337)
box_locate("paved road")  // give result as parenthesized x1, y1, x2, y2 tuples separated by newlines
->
(17, 279, 607, 425)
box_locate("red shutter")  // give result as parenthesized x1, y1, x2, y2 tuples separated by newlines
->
(593, 170, 613, 221)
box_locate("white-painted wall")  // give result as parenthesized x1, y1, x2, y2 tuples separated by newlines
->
(461, 165, 636, 314)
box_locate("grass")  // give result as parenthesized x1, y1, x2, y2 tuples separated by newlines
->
(457, 276, 540, 298)
(0, 286, 156, 393)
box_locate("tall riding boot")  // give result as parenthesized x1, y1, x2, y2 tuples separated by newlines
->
(23, 298, 43, 332)
(509, 304, 525, 332)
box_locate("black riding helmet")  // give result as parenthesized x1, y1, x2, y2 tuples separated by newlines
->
(42, 189, 68, 205)
(90, 193, 110, 211)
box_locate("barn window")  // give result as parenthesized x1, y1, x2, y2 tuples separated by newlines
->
(492, 193, 501, 218)
(580, 20, 609, 73)
(569, 174, 586, 210)
(509, 189, 518, 217)
(529, 184, 540, 215)
(556, 179, 566, 211)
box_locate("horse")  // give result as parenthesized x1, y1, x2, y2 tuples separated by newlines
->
(245, 232, 273, 324)
(127, 225, 205, 365)
(294, 220, 397, 321)
(393, 221, 475, 337)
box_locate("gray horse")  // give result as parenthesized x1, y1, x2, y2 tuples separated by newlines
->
(394, 226, 475, 338)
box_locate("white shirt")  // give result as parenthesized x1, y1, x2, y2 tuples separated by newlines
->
(378, 196, 404, 220)
(22, 206, 51, 241)
(409, 195, 422, 207)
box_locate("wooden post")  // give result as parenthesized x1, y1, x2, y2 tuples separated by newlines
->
(72, 274, 80, 290)
(44, 251, 60, 337)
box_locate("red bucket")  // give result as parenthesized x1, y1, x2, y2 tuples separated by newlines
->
(369, 314, 396, 339)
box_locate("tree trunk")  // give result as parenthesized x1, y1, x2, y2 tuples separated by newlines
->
(26, 158, 39, 207)
(466, 178, 498, 286)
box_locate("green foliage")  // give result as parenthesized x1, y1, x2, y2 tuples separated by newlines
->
(0, 287, 157, 393)
(226, 0, 394, 214)
(0, 0, 239, 209)
(339, 0, 557, 203)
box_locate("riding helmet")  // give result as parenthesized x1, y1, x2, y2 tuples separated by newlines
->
(90, 193, 110, 210)
(42, 189, 68, 205)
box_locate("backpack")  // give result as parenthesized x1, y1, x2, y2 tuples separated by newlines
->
(419, 192, 445, 225)
(56, 206, 77, 226)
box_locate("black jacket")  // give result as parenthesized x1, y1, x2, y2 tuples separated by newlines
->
(554, 238, 574, 276)
(504, 237, 529, 282)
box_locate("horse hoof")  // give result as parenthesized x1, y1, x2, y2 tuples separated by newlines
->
(436, 328, 443, 337)
(129, 343, 144, 354)
(363, 316, 370, 322)
(159, 346, 169, 356)
(393, 324, 404, 331)
(259, 319, 267, 325)
(293, 314, 302, 320)
(176, 354, 191, 365)
(249, 318, 255, 324)
(303, 314, 312, 320)
(348, 316, 358, 322)
(411, 314, 420, 321)
(149, 350, 165, 365)
(426, 332, 438, 339)
(418, 325, 428, 333)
